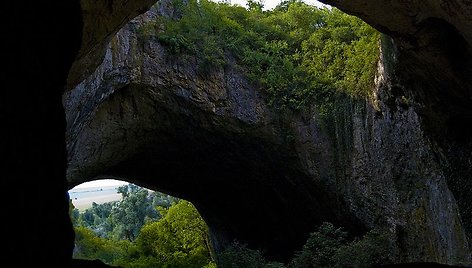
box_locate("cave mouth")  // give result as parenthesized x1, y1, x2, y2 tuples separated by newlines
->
(65, 81, 368, 262)
(68, 179, 215, 267)
(64, 0, 377, 263)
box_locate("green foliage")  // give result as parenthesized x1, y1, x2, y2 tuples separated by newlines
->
(71, 188, 213, 268)
(289, 222, 348, 268)
(215, 222, 393, 268)
(335, 229, 393, 268)
(71, 186, 392, 268)
(132, 200, 214, 268)
(71, 184, 178, 240)
(140, 0, 380, 110)
(109, 185, 159, 241)
(289, 222, 394, 268)
(300, 8, 379, 97)
(73, 226, 130, 264)
(217, 241, 285, 268)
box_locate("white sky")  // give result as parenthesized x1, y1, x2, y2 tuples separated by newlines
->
(227, 0, 328, 10)
(72, 179, 128, 189)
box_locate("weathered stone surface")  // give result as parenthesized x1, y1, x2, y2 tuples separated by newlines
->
(64, 2, 472, 265)
(66, 0, 157, 89)
(320, 0, 472, 48)
(323, 0, 472, 262)
(64, 6, 358, 259)
(3, 0, 471, 266)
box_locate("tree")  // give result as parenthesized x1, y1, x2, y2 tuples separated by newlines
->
(109, 185, 158, 241)
(289, 222, 394, 268)
(247, 0, 264, 12)
(289, 222, 347, 268)
(134, 200, 214, 268)
(217, 241, 285, 268)
(73, 226, 128, 264)
(71, 186, 209, 267)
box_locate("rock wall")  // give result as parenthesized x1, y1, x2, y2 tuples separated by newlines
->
(2, 0, 471, 266)
(321, 0, 472, 262)
(64, 2, 472, 265)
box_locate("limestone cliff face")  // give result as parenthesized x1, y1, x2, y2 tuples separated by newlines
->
(67, 0, 157, 89)
(321, 0, 472, 48)
(345, 40, 470, 264)
(321, 0, 472, 263)
(64, 1, 472, 265)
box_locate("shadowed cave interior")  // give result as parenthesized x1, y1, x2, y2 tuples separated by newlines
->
(67, 84, 367, 262)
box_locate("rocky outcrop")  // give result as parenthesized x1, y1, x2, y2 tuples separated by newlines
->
(64, 1, 472, 265)
(322, 0, 472, 262)
(67, 0, 157, 89)
(320, 0, 472, 50)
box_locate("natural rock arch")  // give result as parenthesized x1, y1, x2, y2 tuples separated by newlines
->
(64, 1, 472, 264)
(3, 0, 472, 266)
(64, 16, 365, 257)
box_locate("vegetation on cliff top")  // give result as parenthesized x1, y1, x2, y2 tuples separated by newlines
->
(138, 0, 380, 110)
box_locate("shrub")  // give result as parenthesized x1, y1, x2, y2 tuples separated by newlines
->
(289, 222, 394, 268)
(139, 0, 380, 110)
(217, 241, 285, 268)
